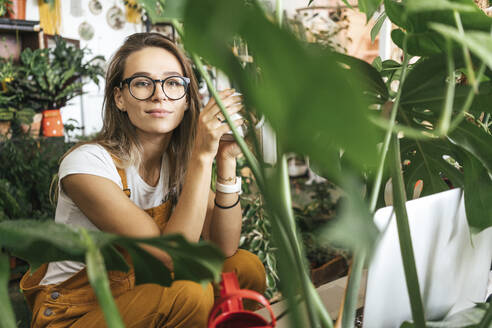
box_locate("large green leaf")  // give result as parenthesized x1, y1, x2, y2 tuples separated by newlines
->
(385, 0, 492, 55)
(400, 54, 492, 119)
(391, 29, 444, 56)
(0, 220, 224, 285)
(461, 150, 492, 232)
(400, 138, 463, 198)
(448, 121, 492, 173)
(183, 0, 379, 176)
(332, 52, 389, 105)
(358, 0, 383, 21)
(430, 23, 492, 71)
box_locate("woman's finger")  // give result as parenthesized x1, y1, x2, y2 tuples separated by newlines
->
(202, 88, 235, 113)
(216, 118, 245, 135)
(215, 104, 244, 122)
(203, 94, 243, 121)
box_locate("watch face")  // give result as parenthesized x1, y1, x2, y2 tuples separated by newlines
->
(106, 5, 125, 30)
(89, 0, 103, 15)
(78, 21, 95, 41)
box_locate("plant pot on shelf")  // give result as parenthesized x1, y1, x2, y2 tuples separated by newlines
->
(6, 0, 26, 20)
(21, 112, 42, 137)
(41, 109, 64, 137)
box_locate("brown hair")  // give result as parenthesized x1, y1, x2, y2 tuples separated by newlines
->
(58, 33, 200, 203)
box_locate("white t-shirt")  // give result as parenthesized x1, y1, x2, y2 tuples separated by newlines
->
(40, 144, 170, 285)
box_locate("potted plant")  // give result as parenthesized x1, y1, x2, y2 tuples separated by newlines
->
(4, 0, 25, 20)
(0, 0, 12, 17)
(12, 35, 104, 137)
(0, 57, 37, 137)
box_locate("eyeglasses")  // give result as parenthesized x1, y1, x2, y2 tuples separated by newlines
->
(119, 75, 190, 101)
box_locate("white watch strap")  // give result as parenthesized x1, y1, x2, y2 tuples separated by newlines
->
(216, 176, 242, 194)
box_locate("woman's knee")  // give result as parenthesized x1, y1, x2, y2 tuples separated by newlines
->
(166, 281, 214, 325)
(223, 249, 266, 294)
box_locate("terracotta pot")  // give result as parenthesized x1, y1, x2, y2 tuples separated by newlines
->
(6, 0, 26, 20)
(21, 112, 42, 137)
(0, 120, 11, 137)
(41, 109, 64, 137)
(310, 255, 348, 287)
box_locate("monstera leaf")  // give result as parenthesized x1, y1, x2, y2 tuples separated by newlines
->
(182, 0, 379, 179)
(385, 0, 492, 56)
(399, 53, 492, 127)
(400, 138, 463, 198)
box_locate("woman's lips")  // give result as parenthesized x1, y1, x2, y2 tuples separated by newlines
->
(146, 109, 173, 118)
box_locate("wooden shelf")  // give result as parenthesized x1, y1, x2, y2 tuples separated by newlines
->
(0, 18, 43, 63)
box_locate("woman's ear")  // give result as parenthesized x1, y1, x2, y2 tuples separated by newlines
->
(114, 87, 126, 112)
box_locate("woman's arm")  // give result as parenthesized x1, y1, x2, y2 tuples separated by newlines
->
(62, 174, 174, 270)
(202, 156, 242, 257)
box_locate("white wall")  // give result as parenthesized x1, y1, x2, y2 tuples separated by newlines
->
(25, 0, 145, 136)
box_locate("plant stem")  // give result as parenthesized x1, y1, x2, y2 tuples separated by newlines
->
(454, 11, 477, 92)
(0, 252, 16, 328)
(171, 19, 265, 190)
(449, 61, 486, 131)
(340, 36, 411, 328)
(388, 136, 426, 327)
(437, 39, 455, 135)
(369, 36, 411, 213)
(81, 229, 125, 328)
(341, 251, 365, 328)
(278, 155, 321, 327)
(276, 0, 283, 27)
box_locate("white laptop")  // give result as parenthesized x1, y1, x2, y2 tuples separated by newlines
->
(364, 188, 492, 328)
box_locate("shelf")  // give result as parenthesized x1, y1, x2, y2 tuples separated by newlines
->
(0, 18, 41, 32)
(0, 18, 43, 62)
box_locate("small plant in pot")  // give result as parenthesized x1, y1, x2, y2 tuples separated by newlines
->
(0, 0, 12, 17)
(12, 35, 105, 137)
(0, 57, 37, 137)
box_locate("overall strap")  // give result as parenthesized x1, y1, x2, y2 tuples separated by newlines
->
(110, 154, 131, 198)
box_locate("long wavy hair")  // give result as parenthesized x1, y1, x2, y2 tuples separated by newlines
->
(56, 33, 200, 204)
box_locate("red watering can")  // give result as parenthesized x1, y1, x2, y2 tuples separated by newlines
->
(208, 272, 276, 328)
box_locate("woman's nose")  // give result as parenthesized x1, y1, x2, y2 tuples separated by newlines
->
(152, 82, 168, 101)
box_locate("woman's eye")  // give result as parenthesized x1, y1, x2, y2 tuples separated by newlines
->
(167, 80, 182, 87)
(135, 81, 150, 87)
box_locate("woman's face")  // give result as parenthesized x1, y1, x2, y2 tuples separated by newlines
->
(114, 46, 188, 137)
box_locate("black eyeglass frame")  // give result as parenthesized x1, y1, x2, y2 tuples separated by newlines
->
(119, 75, 191, 101)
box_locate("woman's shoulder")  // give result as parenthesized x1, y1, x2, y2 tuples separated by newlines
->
(59, 143, 120, 182)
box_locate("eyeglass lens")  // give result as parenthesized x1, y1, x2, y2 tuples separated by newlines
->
(129, 76, 187, 100)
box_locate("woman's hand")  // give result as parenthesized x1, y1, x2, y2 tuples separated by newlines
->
(193, 88, 244, 161)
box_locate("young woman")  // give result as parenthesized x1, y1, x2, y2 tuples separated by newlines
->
(21, 32, 266, 328)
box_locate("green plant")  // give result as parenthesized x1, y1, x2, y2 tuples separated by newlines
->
(10, 36, 105, 112)
(0, 136, 74, 221)
(1, 1, 491, 328)
(0, 0, 12, 17)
